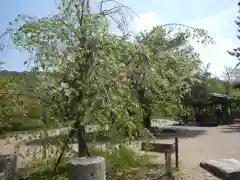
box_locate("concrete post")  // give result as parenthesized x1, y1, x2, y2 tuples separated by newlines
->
(68, 156, 105, 180)
(0, 154, 17, 180)
(165, 151, 172, 180)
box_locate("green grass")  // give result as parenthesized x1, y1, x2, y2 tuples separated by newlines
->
(18, 146, 159, 180)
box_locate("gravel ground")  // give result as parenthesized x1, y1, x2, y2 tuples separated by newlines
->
(148, 123, 240, 179)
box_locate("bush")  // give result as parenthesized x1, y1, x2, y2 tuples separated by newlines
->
(90, 145, 150, 175)
(0, 119, 45, 134)
(0, 118, 70, 134)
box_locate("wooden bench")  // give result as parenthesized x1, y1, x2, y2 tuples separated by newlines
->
(141, 138, 179, 180)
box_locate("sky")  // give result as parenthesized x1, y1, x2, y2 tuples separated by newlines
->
(0, 0, 239, 76)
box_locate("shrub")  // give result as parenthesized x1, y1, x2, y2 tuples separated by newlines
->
(0, 119, 45, 133)
(18, 145, 152, 180)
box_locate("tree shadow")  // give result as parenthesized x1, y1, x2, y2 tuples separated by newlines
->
(172, 122, 218, 127)
(18, 164, 68, 180)
(25, 131, 111, 146)
(25, 125, 207, 145)
(220, 123, 240, 133)
(149, 126, 206, 140)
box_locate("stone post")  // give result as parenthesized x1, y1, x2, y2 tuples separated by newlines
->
(165, 151, 172, 180)
(0, 154, 17, 180)
(68, 156, 105, 180)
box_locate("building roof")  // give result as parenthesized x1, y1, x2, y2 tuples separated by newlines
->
(208, 93, 230, 99)
(190, 93, 231, 107)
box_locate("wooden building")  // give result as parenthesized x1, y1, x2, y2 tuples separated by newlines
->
(190, 93, 235, 126)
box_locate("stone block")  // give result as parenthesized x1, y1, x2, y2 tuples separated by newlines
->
(0, 154, 17, 180)
(200, 158, 240, 180)
(68, 156, 105, 180)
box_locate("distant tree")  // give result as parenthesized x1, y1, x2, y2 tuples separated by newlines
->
(0, 60, 4, 70)
(221, 66, 240, 95)
(228, 1, 240, 68)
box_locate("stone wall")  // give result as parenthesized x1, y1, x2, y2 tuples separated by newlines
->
(0, 154, 17, 180)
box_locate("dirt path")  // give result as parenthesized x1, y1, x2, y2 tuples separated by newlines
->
(149, 124, 240, 179)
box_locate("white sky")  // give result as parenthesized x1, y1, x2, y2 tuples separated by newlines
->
(133, 6, 240, 77)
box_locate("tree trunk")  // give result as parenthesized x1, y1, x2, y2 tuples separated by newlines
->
(226, 82, 231, 95)
(143, 107, 151, 129)
(77, 125, 90, 157)
(109, 111, 116, 124)
(136, 88, 152, 130)
(54, 128, 76, 172)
